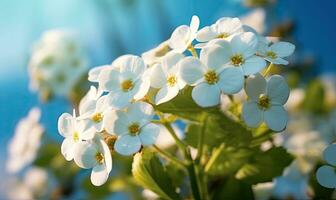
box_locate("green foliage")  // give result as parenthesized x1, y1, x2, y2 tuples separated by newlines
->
(236, 147, 293, 184)
(211, 177, 254, 200)
(132, 149, 181, 200)
(302, 79, 326, 114)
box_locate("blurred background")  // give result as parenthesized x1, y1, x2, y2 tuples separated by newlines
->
(0, 0, 335, 199)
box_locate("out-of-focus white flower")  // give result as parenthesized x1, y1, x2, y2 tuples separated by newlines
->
(169, 15, 200, 53)
(104, 102, 160, 156)
(142, 189, 159, 200)
(142, 40, 172, 66)
(74, 135, 112, 186)
(285, 88, 305, 112)
(7, 108, 44, 173)
(273, 161, 312, 200)
(78, 86, 111, 132)
(316, 144, 336, 188)
(150, 52, 186, 105)
(243, 74, 289, 131)
(179, 42, 246, 107)
(23, 167, 48, 196)
(252, 182, 274, 200)
(155, 124, 184, 149)
(321, 75, 336, 108)
(196, 17, 243, 43)
(28, 30, 88, 98)
(7, 179, 34, 200)
(241, 9, 266, 34)
(259, 42, 295, 65)
(58, 111, 96, 161)
(99, 55, 150, 109)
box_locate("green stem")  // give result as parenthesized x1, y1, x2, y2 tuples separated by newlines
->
(195, 114, 208, 164)
(188, 45, 198, 58)
(186, 161, 202, 200)
(263, 63, 274, 77)
(153, 145, 186, 169)
(204, 144, 225, 173)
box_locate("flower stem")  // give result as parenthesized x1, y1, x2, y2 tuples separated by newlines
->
(195, 114, 208, 164)
(152, 145, 186, 169)
(263, 63, 274, 77)
(188, 45, 198, 58)
(186, 159, 202, 200)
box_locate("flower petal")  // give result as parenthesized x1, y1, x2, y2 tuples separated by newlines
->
(88, 65, 110, 82)
(61, 138, 76, 161)
(218, 67, 244, 94)
(216, 17, 243, 35)
(169, 25, 190, 52)
(155, 85, 179, 105)
(245, 73, 266, 101)
(106, 91, 132, 109)
(230, 32, 258, 57)
(161, 51, 184, 72)
(192, 83, 221, 107)
(323, 144, 336, 166)
(100, 69, 120, 92)
(190, 15, 200, 35)
(58, 113, 74, 137)
(139, 123, 160, 146)
(127, 102, 154, 124)
(266, 75, 290, 105)
(270, 42, 295, 57)
(241, 55, 266, 75)
(150, 63, 166, 88)
(242, 101, 263, 127)
(196, 26, 217, 42)
(264, 105, 288, 132)
(134, 78, 150, 100)
(119, 55, 146, 76)
(114, 134, 141, 156)
(103, 109, 118, 135)
(316, 166, 336, 188)
(179, 57, 206, 85)
(200, 45, 231, 71)
(91, 164, 109, 186)
(74, 141, 98, 169)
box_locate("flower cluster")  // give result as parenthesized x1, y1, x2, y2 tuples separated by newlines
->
(58, 15, 295, 186)
(28, 30, 88, 100)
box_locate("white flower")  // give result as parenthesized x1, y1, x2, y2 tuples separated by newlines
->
(78, 86, 111, 132)
(74, 135, 112, 186)
(155, 124, 184, 149)
(104, 102, 160, 156)
(6, 107, 44, 173)
(179, 43, 245, 107)
(169, 15, 200, 53)
(99, 55, 150, 109)
(285, 88, 305, 112)
(150, 52, 186, 105)
(142, 40, 172, 66)
(241, 9, 266, 34)
(28, 30, 88, 98)
(316, 144, 336, 188)
(259, 41, 295, 65)
(23, 167, 49, 196)
(196, 17, 243, 43)
(242, 73, 289, 131)
(58, 111, 96, 161)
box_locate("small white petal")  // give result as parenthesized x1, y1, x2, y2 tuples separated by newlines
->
(242, 101, 263, 127)
(324, 144, 336, 166)
(316, 166, 336, 188)
(245, 73, 266, 101)
(58, 113, 74, 137)
(270, 42, 295, 57)
(134, 78, 150, 100)
(139, 124, 160, 146)
(190, 15, 200, 35)
(150, 63, 166, 88)
(88, 65, 110, 82)
(127, 102, 154, 126)
(230, 32, 258, 57)
(200, 45, 231, 71)
(169, 25, 190, 52)
(74, 141, 98, 169)
(161, 51, 184, 72)
(155, 85, 179, 105)
(119, 55, 146, 77)
(113, 112, 130, 136)
(192, 83, 221, 107)
(61, 138, 76, 161)
(114, 134, 142, 156)
(264, 105, 288, 132)
(266, 75, 290, 105)
(91, 164, 109, 186)
(100, 69, 121, 92)
(241, 56, 266, 75)
(216, 17, 243, 35)
(103, 110, 118, 135)
(106, 91, 132, 109)
(196, 26, 217, 42)
(179, 57, 206, 85)
(218, 67, 244, 94)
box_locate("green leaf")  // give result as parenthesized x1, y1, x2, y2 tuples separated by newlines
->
(302, 79, 326, 114)
(211, 176, 254, 200)
(155, 87, 218, 122)
(236, 147, 293, 184)
(132, 149, 181, 200)
(205, 145, 253, 176)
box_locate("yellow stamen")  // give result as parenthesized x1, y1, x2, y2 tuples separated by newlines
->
(91, 113, 103, 123)
(73, 131, 79, 142)
(258, 94, 270, 109)
(217, 33, 230, 39)
(95, 152, 104, 165)
(204, 70, 219, 85)
(266, 51, 277, 59)
(120, 79, 134, 92)
(167, 75, 177, 87)
(128, 123, 140, 135)
(230, 54, 244, 66)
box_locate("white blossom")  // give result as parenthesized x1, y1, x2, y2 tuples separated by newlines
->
(142, 40, 172, 66)
(259, 41, 295, 65)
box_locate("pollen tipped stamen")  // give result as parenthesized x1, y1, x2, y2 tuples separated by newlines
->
(167, 75, 177, 87)
(73, 131, 79, 142)
(204, 70, 219, 85)
(230, 54, 244, 66)
(121, 79, 134, 92)
(128, 123, 140, 136)
(217, 33, 229, 39)
(92, 113, 103, 123)
(266, 51, 277, 59)
(95, 152, 104, 165)
(258, 94, 270, 109)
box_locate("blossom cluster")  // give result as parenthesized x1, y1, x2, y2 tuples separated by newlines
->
(58, 15, 295, 186)
(28, 30, 88, 100)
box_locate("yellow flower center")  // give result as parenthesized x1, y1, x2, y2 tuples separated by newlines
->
(91, 113, 103, 123)
(230, 54, 244, 66)
(204, 70, 219, 85)
(266, 51, 277, 59)
(167, 75, 177, 87)
(95, 152, 104, 165)
(128, 123, 140, 135)
(217, 33, 230, 39)
(73, 131, 79, 142)
(154, 44, 170, 57)
(258, 94, 270, 109)
(120, 79, 134, 92)
(42, 56, 54, 66)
